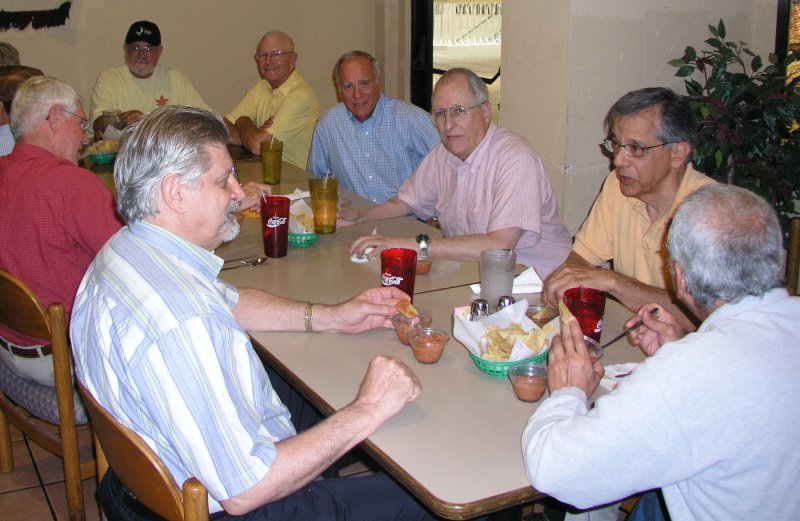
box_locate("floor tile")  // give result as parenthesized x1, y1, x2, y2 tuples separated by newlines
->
(0, 485, 54, 520)
(31, 428, 94, 484)
(46, 477, 101, 521)
(0, 439, 39, 492)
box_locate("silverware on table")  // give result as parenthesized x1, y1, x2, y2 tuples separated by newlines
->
(221, 257, 267, 270)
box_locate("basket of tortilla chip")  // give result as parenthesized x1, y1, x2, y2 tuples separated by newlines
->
(453, 299, 558, 377)
(288, 198, 318, 246)
(85, 139, 120, 165)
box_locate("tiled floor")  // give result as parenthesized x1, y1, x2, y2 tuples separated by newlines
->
(0, 421, 101, 521)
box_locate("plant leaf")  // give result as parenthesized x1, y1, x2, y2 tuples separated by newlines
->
(718, 19, 726, 39)
(675, 65, 695, 78)
(668, 58, 687, 67)
(686, 46, 697, 60)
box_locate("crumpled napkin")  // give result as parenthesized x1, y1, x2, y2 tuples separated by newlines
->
(452, 299, 558, 362)
(598, 363, 639, 392)
(350, 227, 378, 263)
(470, 266, 543, 295)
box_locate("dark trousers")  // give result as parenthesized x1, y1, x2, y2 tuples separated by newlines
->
(97, 365, 437, 520)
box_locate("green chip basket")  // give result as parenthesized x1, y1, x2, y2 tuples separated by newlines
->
(469, 350, 548, 378)
(88, 152, 116, 165)
(288, 232, 318, 247)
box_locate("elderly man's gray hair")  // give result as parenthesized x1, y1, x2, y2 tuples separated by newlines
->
(10, 76, 80, 139)
(668, 184, 784, 307)
(114, 105, 230, 224)
(436, 67, 488, 105)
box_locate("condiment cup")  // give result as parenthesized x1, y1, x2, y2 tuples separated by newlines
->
(408, 328, 449, 364)
(507, 362, 548, 402)
(390, 312, 433, 346)
(525, 304, 558, 328)
(583, 335, 603, 362)
(416, 258, 433, 274)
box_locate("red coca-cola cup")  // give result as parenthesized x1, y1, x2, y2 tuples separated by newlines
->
(381, 248, 417, 301)
(563, 287, 607, 343)
(261, 196, 290, 258)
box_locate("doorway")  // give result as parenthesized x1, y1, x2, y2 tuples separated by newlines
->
(410, 0, 501, 123)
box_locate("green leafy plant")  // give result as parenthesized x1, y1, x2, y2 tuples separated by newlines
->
(669, 19, 800, 239)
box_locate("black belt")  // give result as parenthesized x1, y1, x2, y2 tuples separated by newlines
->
(0, 337, 52, 358)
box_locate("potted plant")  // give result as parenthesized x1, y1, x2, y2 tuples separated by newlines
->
(669, 20, 800, 240)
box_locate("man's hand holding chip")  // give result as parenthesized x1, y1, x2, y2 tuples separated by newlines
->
(547, 316, 604, 398)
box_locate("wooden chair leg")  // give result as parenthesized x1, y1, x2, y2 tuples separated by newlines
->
(0, 408, 13, 473)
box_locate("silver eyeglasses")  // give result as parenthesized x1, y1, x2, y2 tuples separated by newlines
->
(601, 138, 675, 158)
(431, 103, 483, 122)
(126, 44, 156, 55)
(254, 50, 294, 62)
(61, 108, 90, 132)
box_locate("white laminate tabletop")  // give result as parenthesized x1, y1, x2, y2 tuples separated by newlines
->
(248, 287, 644, 519)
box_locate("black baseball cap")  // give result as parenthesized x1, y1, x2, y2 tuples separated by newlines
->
(125, 21, 161, 46)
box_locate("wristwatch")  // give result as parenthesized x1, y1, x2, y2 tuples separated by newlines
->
(416, 233, 430, 259)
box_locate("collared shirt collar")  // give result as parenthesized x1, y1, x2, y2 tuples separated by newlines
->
(129, 220, 224, 280)
(346, 93, 386, 129)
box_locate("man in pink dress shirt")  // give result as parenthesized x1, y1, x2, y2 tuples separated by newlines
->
(340, 67, 571, 278)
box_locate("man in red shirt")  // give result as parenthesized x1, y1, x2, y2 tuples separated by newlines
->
(0, 76, 122, 385)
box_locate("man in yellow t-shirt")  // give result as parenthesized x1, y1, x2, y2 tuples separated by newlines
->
(225, 30, 319, 169)
(543, 87, 715, 331)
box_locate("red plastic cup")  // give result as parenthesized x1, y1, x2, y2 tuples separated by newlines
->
(563, 287, 607, 343)
(381, 248, 417, 301)
(261, 196, 290, 258)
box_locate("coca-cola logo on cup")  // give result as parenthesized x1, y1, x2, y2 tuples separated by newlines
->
(381, 273, 404, 286)
(594, 319, 603, 334)
(266, 216, 287, 228)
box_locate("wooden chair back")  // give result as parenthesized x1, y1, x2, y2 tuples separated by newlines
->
(787, 217, 800, 295)
(0, 270, 94, 521)
(77, 383, 209, 521)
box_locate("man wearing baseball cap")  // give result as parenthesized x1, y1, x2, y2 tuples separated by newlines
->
(90, 20, 213, 137)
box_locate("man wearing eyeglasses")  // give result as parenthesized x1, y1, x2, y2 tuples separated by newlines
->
(341, 67, 571, 279)
(0, 76, 121, 386)
(225, 31, 319, 169)
(90, 20, 213, 138)
(542, 87, 715, 331)
(307, 51, 439, 204)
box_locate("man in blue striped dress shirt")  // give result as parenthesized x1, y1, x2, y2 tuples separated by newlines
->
(71, 105, 435, 520)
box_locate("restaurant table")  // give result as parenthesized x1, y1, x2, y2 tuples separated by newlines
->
(220, 153, 647, 518)
(241, 282, 644, 519)
(217, 160, 481, 300)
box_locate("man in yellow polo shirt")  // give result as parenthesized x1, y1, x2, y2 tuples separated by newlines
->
(543, 87, 714, 331)
(225, 30, 319, 169)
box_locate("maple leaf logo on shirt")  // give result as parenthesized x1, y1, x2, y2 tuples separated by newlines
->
(156, 95, 169, 106)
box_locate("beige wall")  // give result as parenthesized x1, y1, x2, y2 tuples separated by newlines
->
(1, 0, 779, 232)
(502, 0, 779, 233)
(0, 1, 379, 116)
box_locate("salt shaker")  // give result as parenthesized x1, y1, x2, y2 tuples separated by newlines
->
(470, 299, 489, 320)
(497, 296, 515, 310)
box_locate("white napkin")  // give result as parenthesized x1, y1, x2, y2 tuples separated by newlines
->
(286, 190, 311, 201)
(289, 198, 314, 233)
(350, 227, 378, 263)
(598, 363, 639, 392)
(470, 266, 543, 295)
(452, 299, 558, 362)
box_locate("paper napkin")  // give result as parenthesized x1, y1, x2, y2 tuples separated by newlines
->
(470, 266, 544, 295)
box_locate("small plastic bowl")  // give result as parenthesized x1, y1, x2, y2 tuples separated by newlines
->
(390, 312, 432, 345)
(583, 336, 603, 362)
(507, 362, 548, 402)
(525, 304, 558, 328)
(416, 258, 433, 274)
(408, 328, 449, 364)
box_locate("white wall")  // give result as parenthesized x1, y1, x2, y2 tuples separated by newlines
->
(502, 0, 779, 233)
(0, 1, 377, 115)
